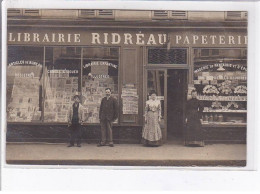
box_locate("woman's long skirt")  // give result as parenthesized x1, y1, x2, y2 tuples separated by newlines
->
(142, 111, 162, 146)
(184, 112, 204, 146)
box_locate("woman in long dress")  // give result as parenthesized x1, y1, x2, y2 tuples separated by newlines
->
(142, 91, 162, 146)
(184, 89, 204, 147)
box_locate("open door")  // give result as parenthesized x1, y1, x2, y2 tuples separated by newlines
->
(145, 69, 167, 141)
(167, 69, 188, 140)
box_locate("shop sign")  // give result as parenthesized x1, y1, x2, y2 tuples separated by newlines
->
(83, 61, 118, 69)
(8, 29, 248, 47)
(8, 60, 42, 68)
(194, 63, 247, 73)
(7, 61, 43, 78)
(47, 69, 79, 74)
(14, 72, 35, 78)
(83, 61, 118, 79)
(174, 34, 247, 46)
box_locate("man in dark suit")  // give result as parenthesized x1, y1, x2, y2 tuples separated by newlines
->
(98, 88, 118, 147)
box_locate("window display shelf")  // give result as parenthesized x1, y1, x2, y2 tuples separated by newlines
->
(201, 121, 246, 127)
(193, 49, 247, 129)
(197, 95, 247, 101)
(203, 110, 246, 113)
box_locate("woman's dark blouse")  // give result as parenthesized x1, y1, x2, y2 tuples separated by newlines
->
(186, 98, 203, 119)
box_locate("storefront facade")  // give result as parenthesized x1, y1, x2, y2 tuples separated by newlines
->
(6, 9, 247, 143)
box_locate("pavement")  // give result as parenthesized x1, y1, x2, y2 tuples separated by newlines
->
(5, 141, 247, 166)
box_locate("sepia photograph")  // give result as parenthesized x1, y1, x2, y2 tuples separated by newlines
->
(4, 6, 249, 167)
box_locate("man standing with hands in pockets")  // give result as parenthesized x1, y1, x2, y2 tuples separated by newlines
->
(98, 88, 118, 147)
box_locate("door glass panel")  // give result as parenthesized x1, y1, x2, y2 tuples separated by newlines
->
(147, 70, 165, 120)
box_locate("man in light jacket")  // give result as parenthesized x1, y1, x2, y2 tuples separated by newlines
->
(67, 94, 84, 147)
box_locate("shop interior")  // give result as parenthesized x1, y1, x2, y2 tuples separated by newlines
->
(167, 69, 187, 140)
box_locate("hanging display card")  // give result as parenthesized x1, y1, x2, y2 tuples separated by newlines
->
(121, 84, 139, 114)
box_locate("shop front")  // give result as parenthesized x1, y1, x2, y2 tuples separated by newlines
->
(6, 13, 247, 144)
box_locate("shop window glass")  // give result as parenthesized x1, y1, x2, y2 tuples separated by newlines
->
(7, 46, 43, 122)
(148, 48, 187, 64)
(211, 49, 220, 56)
(82, 47, 119, 123)
(43, 47, 81, 122)
(201, 49, 210, 57)
(193, 48, 247, 125)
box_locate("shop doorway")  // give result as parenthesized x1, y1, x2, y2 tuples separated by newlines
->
(167, 69, 187, 141)
(145, 69, 188, 142)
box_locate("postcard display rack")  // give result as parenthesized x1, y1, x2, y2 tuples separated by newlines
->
(7, 66, 42, 122)
(194, 66, 247, 127)
(44, 69, 79, 122)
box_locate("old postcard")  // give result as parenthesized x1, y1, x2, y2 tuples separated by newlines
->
(3, 3, 250, 168)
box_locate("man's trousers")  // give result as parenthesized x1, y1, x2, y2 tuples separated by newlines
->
(100, 119, 113, 144)
(69, 123, 81, 146)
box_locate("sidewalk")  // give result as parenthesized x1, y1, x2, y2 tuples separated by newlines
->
(6, 142, 246, 166)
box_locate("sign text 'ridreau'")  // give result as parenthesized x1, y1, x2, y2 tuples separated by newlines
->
(8, 32, 248, 45)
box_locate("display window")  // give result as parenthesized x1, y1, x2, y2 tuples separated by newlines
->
(192, 48, 247, 126)
(7, 46, 44, 122)
(82, 47, 119, 123)
(7, 46, 120, 124)
(43, 47, 81, 122)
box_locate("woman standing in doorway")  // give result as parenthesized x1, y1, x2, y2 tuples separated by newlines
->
(142, 90, 162, 146)
(184, 89, 204, 147)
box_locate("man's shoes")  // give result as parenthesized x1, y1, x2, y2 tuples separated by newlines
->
(67, 144, 74, 147)
(77, 144, 81, 147)
(109, 143, 114, 147)
(97, 143, 105, 147)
